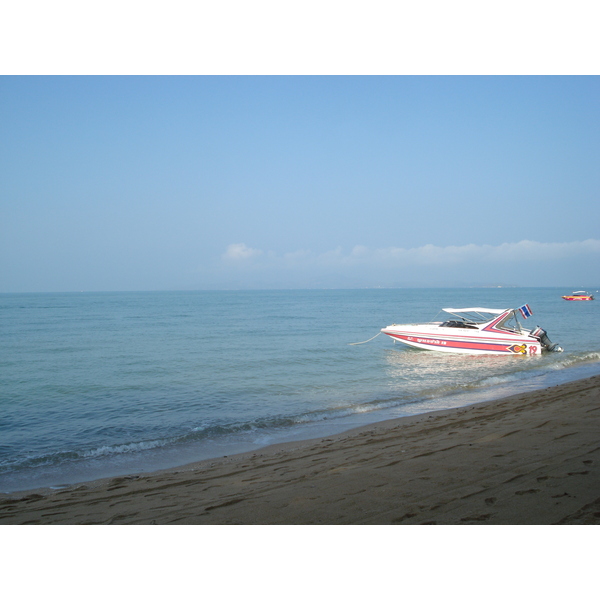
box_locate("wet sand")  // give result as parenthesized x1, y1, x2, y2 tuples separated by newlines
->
(1, 374, 599, 524)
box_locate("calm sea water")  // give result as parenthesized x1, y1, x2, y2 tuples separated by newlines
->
(1, 288, 599, 492)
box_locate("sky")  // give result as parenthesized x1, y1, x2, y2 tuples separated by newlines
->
(1, 75, 599, 291)
(1, 3, 598, 580)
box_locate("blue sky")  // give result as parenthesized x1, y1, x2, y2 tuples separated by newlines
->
(1, 76, 599, 291)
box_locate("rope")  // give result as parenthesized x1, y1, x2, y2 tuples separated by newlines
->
(348, 331, 382, 345)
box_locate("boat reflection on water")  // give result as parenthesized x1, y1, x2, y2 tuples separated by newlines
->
(381, 345, 559, 412)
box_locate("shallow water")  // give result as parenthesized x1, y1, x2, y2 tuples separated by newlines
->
(1, 288, 598, 492)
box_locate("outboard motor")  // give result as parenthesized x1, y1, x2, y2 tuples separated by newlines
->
(531, 326, 563, 352)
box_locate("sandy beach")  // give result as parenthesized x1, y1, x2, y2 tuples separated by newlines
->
(1, 374, 599, 525)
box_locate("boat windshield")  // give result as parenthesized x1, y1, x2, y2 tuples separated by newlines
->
(442, 308, 507, 323)
(494, 311, 522, 333)
(441, 308, 523, 332)
(440, 319, 479, 329)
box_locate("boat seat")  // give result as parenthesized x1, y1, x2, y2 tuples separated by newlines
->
(441, 320, 478, 329)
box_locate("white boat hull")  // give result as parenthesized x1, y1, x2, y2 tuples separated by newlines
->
(381, 324, 543, 356)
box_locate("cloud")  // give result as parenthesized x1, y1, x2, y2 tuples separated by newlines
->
(222, 243, 263, 261)
(346, 239, 600, 267)
(371, 239, 600, 266)
(489, 239, 600, 261)
(224, 239, 600, 267)
(216, 240, 600, 287)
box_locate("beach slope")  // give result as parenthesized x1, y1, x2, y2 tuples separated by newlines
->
(1, 375, 599, 525)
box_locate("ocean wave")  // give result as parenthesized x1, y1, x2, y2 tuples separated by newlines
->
(3, 352, 599, 480)
(0, 439, 171, 474)
(81, 439, 168, 458)
(423, 361, 576, 398)
(544, 351, 600, 370)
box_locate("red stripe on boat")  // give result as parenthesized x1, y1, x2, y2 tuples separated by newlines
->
(386, 333, 521, 353)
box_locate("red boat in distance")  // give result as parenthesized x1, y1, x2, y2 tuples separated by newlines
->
(562, 291, 595, 301)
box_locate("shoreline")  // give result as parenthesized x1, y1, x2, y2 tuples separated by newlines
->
(3, 359, 599, 495)
(1, 374, 599, 524)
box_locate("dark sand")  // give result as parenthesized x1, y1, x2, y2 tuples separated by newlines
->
(1, 375, 599, 524)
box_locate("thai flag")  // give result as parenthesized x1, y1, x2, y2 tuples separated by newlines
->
(519, 304, 533, 319)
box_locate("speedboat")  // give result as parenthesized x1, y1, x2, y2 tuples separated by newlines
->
(562, 291, 594, 301)
(381, 305, 562, 355)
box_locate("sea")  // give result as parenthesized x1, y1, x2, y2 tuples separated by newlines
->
(1, 287, 599, 493)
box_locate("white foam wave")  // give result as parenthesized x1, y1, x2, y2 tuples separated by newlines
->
(82, 439, 167, 458)
(545, 352, 600, 370)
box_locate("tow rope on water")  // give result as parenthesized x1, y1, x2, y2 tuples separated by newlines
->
(348, 331, 382, 345)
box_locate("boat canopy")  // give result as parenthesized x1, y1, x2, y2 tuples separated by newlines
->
(442, 307, 508, 315)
